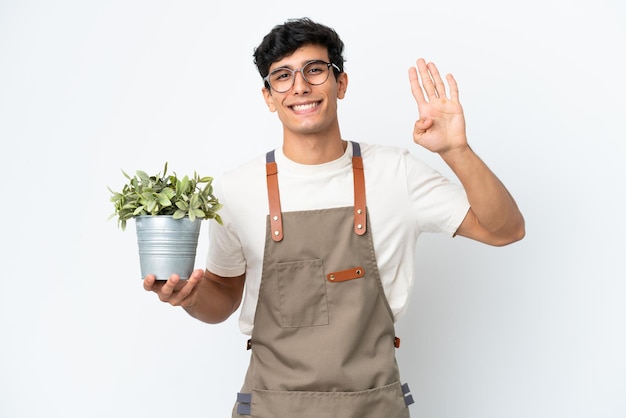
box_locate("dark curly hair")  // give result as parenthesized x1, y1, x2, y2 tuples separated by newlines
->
(253, 17, 345, 90)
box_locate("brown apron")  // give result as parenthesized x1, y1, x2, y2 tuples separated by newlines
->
(232, 142, 413, 417)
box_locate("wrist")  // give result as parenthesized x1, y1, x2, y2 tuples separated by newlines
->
(439, 143, 472, 165)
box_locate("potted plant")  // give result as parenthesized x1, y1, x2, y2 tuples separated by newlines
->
(108, 162, 223, 280)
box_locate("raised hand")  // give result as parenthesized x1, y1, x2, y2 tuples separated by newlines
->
(408, 58, 468, 155)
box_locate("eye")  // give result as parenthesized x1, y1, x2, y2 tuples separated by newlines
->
(271, 69, 292, 82)
(305, 62, 327, 75)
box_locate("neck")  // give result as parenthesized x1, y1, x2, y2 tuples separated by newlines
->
(282, 134, 346, 165)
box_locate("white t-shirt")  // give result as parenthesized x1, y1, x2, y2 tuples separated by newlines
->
(206, 142, 470, 335)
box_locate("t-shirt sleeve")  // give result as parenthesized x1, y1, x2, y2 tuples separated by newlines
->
(205, 180, 247, 277)
(404, 150, 470, 236)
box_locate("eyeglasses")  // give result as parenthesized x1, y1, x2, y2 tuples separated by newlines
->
(264, 60, 341, 93)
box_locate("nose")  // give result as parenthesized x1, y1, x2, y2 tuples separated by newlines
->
(292, 69, 310, 94)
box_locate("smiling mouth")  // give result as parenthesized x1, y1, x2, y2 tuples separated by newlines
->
(290, 102, 320, 112)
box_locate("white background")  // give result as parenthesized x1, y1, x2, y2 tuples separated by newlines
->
(1, 1, 625, 417)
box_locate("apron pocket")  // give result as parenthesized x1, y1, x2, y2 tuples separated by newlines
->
(246, 381, 409, 418)
(276, 259, 328, 328)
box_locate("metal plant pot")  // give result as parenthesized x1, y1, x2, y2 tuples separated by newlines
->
(135, 215, 201, 280)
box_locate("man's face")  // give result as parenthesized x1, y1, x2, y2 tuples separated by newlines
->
(262, 44, 347, 139)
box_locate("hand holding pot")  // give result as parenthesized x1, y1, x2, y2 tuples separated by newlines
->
(143, 268, 204, 308)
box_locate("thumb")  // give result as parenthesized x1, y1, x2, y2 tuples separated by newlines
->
(414, 118, 433, 134)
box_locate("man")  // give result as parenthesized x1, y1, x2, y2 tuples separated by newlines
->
(144, 17, 524, 417)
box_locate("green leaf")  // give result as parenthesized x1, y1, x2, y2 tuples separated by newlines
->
(137, 170, 150, 182)
(191, 208, 205, 219)
(158, 194, 172, 207)
(163, 187, 175, 198)
(189, 193, 201, 209)
(202, 182, 213, 197)
(179, 176, 190, 194)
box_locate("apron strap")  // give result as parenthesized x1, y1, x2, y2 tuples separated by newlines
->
(351, 142, 367, 236)
(265, 142, 367, 241)
(266, 150, 283, 242)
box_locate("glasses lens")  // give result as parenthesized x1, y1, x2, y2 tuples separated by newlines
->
(268, 68, 293, 93)
(302, 61, 330, 85)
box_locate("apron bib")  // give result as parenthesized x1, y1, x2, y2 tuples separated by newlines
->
(232, 142, 412, 418)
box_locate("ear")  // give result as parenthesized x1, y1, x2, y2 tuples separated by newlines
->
(262, 87, 277, 112)
(336, 72, 348, 99)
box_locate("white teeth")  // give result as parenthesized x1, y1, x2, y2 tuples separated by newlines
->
(292, 102, 318, 112)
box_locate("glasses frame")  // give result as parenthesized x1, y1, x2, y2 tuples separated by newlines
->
(263, 60, 341, 93)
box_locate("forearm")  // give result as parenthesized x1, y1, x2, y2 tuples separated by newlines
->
(441, 144, 525, 241)
(183, 271, 245, 324)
